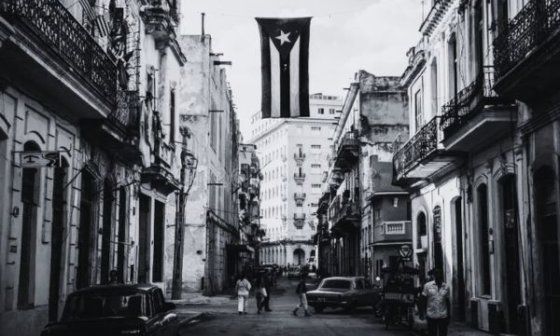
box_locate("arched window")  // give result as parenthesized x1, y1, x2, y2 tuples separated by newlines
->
(477, 183, 491, 295)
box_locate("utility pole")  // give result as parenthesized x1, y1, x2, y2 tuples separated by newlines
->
(172, 128, 190, 299)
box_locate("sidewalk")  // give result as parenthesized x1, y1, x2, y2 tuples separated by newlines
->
(170, 292, 234, 306)
(412, 320, 490, 336)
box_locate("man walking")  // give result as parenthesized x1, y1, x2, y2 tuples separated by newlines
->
(263, 271, 273, 312)
(236, 273, 252, 315)
(293, 274, 311, 317)
(419, 269, 450, 336)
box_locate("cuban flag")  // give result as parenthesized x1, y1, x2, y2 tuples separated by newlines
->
(256, 17, 311, 118)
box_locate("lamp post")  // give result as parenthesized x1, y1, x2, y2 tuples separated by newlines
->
(172, 128, 197, 299)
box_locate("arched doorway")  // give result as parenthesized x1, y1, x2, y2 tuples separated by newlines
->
(77, 169, 96, 289)
(499, 175, 521, 333)
(101, 178, 115, 283)
(432, 206, 443, 273)
(534, 166, 560, 336)
(416, 212, 427, 283)
(293, 248, 305, 266)
(18, 142, 41, 309)
(452, 197, 465, 321)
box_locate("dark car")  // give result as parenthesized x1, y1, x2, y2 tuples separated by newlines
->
(41, 284, 178, 336)
(306, 276, 381, 313)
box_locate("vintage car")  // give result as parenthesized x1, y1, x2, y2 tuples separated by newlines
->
(306, 276, 381, 313)
(41, 284, 178, 336)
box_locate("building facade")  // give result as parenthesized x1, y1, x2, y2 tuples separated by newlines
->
(250, 93, 342, 267)
(178, 34, 240, 295)
(393, 0, 560, 335)
(0, 1, 187, 335)
(316, 71, 410, 278)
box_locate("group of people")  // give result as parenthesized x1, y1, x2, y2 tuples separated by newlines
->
(235, 273, 312, 317)
(235, 273, 273, 315)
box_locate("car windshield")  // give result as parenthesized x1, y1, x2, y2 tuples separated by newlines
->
(321, 279, 352, 289)
(62, 291, 149, 321)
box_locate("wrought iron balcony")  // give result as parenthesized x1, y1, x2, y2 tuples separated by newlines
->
(393, 116, 461, 186)
(294, 213, 306, 229)
(329, 194, 360, 231)
(294, 149, 306, 165)
(439, 69, 515, 150)
(1, 0, 117, 106)
(493, 0, 560, 101)
(294, 172, 306, 184)
(112, 90, 141, 134)
(294, 192, 307, 206)
(141, 0, 180, 38)
(334, 131, 360, 171)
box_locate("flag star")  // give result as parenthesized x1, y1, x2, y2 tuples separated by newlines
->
(275, 30, 291, 45)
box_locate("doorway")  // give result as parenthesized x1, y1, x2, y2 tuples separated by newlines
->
(152, 200, 165, 282)
(49, 161, 67, 321)
(101, 179, 114, 284)
(500, 175, 522, 333)
(453, 197, 466, 320)
(433, 206, 444, 273)
(77, 170, 96, 289)
(534, 167, 560, 336)
(138, 194, 150, 283)
(293, 248, 305, 265)
(18, 142, 40, 309)
(117, 187, 127, 283)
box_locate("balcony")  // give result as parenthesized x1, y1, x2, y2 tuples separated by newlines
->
(294, 172, 306, 185)
(419, 0, 452, 37)
(294, 149, 306, 165)
(0, 0, 117, 115)
(82, 90, 142, 161)
(329, 195, 360, 232)
(141, 0, 179, 38)
(393, 117, 461, 186)
(334, 131, 360, 171)
(493, 0, 560, 103)
(372, 221, 412, 245)
(294, 192, 307, 206)
(294, 213, 306, 229)
(440, 69, 516, 151)
(141, 113, 179, 195)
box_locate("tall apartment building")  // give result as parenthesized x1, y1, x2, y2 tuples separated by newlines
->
(250, 93, 342, 266)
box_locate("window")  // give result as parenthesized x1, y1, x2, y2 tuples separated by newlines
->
(311, 126, 321, 131)
(449, 34, 459, 99)
(329, 108, 335, 114)
(318, 108, 324, 114)
(311, 145, 321, 149)
(169, 89, 176, 143)
(430, 61, 438, 116)
(311, 184, 321, 188)
(477, 184, 491, 295)
(311, 164, 321, 168)
(414, 89, 424, 131)
(417, 212, 427, 249)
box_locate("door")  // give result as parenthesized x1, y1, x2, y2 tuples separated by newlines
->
(433, 206, 443, 272)
(501, 175, 521, 333)
(77, 171, 95, 289)
(49, 164, 66, 321)
(117, 187, 127, 283)
(454, 198, 466, 320)
(101, 179, 114, 283)
(138, 194, 151, 283)
(535, 167, 560, 336)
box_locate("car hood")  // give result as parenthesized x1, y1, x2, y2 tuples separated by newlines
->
(307, 288, 351, 295)
(43, 316, 147, 336)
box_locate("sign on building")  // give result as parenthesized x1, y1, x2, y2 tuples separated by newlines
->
(19, 151, 62, 168)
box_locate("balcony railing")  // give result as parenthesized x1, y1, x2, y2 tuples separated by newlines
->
(294, 213, 306, 229)
(373, 221, 411, 243)
(494, 0, 560, 78)
(334, 131, 360, 170)
(294, 172, 306, 184)
(384, 221, 407, 235)
(294, 150, 306, 165)
(393, 116, 440, 180)
(294, 193, 307, 206)
(440, 68, 507, 139)
(112, 91, 141, 134)
(1, 0, 117, 105)
(329, 195, 360, 226)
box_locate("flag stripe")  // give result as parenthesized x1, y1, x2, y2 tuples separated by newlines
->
(279, 48, 290, 118)
(290, 37, 300, 117)
(270, 39, 281, 118)
(299, 21, 310, 117)
(258, 23, 271, 118)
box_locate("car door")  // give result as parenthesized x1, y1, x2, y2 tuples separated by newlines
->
(354, 279, 366, 305)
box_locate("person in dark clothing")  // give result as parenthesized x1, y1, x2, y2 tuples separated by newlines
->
(255, 277, 267, 314)
(292, 275, 311, 317)
(263, 271, 273, 312)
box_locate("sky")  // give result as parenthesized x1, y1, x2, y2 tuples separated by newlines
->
(179, 0, 423, 140)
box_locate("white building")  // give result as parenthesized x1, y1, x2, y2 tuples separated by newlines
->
(250, 93, 342, 266)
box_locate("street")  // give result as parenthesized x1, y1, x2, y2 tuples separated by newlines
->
(177, 277, 411, 336)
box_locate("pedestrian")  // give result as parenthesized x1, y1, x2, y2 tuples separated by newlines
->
(255, 277, 267, 314)
(108, 269, 119, 285)
(292, 274, 311, 317)
(236, 273, 252, 315)
(419, 269, 450, 336)
(263, 271, 273, 312)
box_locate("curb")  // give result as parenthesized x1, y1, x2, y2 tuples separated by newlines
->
(177, 312, 206, 328)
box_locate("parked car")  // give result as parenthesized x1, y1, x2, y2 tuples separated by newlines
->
(41, 284, 178, 336)
(306, 276, 381, 313)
